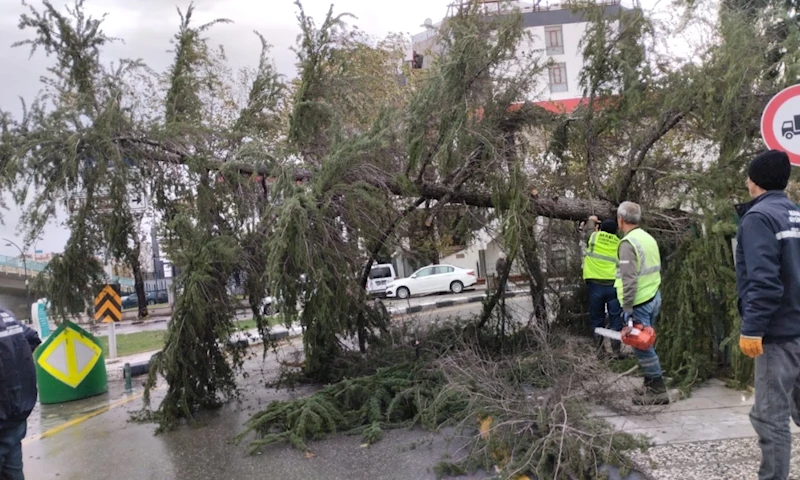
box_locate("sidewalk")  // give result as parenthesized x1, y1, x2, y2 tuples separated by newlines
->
(596, 378, 800, 479)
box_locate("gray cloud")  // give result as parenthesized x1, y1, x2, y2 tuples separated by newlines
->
(0, 0, 453, 255)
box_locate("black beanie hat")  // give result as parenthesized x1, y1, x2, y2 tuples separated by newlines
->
(600, 219, 618, 235)
(748, 150, 791, 191)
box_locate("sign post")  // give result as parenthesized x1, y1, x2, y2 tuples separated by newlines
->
(760, 84, 800, 165)
(94, 284, 122, 360)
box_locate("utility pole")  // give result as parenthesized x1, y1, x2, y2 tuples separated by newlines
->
(4, 238, 30, 322)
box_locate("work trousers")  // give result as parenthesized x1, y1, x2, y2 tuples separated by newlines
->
(587, 281, 623, 333)
(631, 291, 663, 379)
(0, 421, 26, 480)
(751, 336, 800, 480)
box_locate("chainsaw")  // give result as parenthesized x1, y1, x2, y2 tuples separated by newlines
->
(595, 318, 656, 351)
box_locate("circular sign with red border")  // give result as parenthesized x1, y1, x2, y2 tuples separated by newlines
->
(761, 84, 800, 166)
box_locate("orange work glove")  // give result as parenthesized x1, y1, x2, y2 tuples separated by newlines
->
(739, 335, 764, 358)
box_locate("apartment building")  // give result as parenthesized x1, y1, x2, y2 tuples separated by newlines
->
(399, 0, 634, 281)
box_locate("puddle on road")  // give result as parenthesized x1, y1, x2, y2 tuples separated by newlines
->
(25, 378, 138, 439)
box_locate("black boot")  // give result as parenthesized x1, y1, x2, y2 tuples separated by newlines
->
(610, 340, 627, 360)
(633, 376, 652, 396)
(633, 376, 670, 405)
(593, 334, 606, 358)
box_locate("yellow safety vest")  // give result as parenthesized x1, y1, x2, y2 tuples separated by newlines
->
(583, 231, 619, 281)
(615, 228, 661, 306)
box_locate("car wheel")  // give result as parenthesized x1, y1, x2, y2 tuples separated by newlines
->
(147, 299, 156, 305)
(787, 132, 795, 140)
(397, 287, 410, 300)
(450, 281, 464, 294)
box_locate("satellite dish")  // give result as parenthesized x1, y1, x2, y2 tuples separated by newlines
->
(424, 18, 433, 26)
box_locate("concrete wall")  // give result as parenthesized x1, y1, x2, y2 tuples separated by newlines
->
(0, 292, 31, 320)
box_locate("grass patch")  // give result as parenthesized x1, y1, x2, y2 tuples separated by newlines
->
(122, 302, 169, 313)
(99, 316, 286, 357)
(100, 330, 167, 358)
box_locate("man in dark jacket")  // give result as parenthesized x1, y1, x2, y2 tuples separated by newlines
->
(0, 308, 41, 479)
(736, 149, 800, 480)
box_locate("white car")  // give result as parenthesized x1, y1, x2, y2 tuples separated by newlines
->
(385, 264, 477, 300)
(366, 263, 397, 296)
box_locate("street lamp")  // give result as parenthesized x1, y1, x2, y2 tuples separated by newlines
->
(3, 239, 30, 323)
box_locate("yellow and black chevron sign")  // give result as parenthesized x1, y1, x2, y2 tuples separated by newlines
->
(94, 284, 122, 323)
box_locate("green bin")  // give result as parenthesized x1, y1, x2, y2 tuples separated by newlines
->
(33, 320, 108, 404)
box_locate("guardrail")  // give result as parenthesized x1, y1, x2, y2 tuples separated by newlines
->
(0, 255, 135, 286)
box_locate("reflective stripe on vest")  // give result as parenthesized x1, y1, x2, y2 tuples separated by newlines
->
(614, 228, 661, 306)
(583, 231, 619, 281)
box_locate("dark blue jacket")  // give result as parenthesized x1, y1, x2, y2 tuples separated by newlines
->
(0, 309, 40, 429)
(736, 191, 800, 343)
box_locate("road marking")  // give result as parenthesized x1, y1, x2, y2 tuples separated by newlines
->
(23, 391, 144, 445)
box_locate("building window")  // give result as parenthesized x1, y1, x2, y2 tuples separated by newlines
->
(545, 25, 564, 55)
(548, 63, 568, 93)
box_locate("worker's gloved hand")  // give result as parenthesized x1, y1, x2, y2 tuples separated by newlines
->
(623, 312, 634, 324)
(739, 335, 764, 358)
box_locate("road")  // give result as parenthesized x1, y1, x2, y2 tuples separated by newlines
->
(23, 336, 497, 480)
(21, 297, 540, 479)
(86, 286, 507, 337)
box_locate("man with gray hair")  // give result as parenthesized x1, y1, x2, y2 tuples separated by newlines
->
(615, 201, 669, 405)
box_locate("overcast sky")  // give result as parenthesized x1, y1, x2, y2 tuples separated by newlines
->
(0, 0, 459, 257)
(0, 0, 671, 258)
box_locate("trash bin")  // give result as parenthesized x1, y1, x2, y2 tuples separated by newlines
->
(34, 320, 108, 404)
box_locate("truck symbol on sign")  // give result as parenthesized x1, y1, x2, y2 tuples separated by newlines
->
(782, 115, 800, 139)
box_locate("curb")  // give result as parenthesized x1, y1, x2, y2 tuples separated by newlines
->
(386, 290, 525, 316)
(105, 324, 304, 380)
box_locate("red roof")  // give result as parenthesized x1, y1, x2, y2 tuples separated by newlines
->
(531, 98, 587, 114)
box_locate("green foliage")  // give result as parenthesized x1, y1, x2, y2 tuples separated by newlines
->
(240, 325, 648, 479)
(237, 362, 457, 451)
(658, 216, 748, 390)
(33, 215, 105, 321)
(139, 208, 244, 432)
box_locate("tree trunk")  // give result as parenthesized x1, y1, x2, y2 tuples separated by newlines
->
(131, 237, 149, 319)
(119, 139, 694, 233)
(476, 248, 517, 330)
(519, 226, 547, 322)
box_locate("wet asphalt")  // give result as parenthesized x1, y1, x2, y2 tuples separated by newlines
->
(21, 302, 646, 480)
(22, 340, 494, 480)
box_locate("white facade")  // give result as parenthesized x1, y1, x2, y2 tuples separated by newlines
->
(408, 2, 630, 279)
(521, 21, 588, 101)
(411, 1, 632, 104)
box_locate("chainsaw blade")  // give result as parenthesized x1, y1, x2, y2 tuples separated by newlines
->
(594, 327, 621, 340)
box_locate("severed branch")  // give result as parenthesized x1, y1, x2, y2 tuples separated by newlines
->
(113, 135, 694, 232)
(617, 108, 689, 203)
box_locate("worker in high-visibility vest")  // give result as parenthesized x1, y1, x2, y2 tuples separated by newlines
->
(582, 215, 623, 359)
(615, 201, 668, 405)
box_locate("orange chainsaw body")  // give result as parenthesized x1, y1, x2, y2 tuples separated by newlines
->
(620, 323, 656, 351)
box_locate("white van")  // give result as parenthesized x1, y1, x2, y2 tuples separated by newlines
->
(367, 263, 397, 296)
